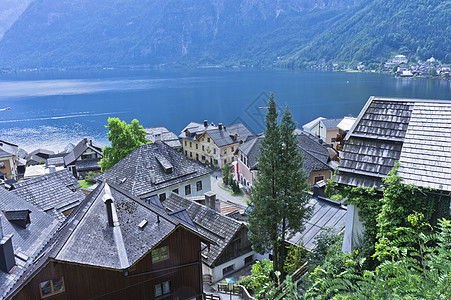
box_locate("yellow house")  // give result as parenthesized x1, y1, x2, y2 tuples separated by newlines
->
(179, 121, 252, 168)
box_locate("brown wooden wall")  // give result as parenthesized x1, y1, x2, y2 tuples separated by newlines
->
(15, 227, 202, 300)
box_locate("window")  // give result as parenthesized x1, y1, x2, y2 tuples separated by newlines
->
(224, 149, 227, 154)
(214, 159, 218, 165)
(202, 145, 205, 151)
(231, 157, 234, 162)
(202, 138, 204, 141)
(231, 147, 234, 152)
(185, 184, 191, 195)
(196, 153, 199, 160)
(155, 281, 171, 297)
(40, 277, 65, 298)
(314, 175, 325, 183)
(184, 150, 187, 156)
(0, 162, 4, 168)
(213, 148, 216, 154)
(196, 181, 202, 191)
(190, 152, 192, 158)
(172, 188, 179, 194)
(245, 254, 253, 265)
(184, 141, 187, 146)
(159, 193, 166, 201)
(223, 265, 234, 276)
(189, 142, 192, 147)
(152, 246, 169, 263)
(202, 155, 205, 161)
(196, 143, 198, 149)
(224, 159, 227, 165)
(207, 137, 210, 143)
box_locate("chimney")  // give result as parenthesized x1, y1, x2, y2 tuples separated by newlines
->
(102, 187, 115, 227)
(90, 140, 93, 146)
(204, 191, 220, 212)
(0, 216, 15, 273)
(150, 166, 156, 184)
(218, 123, 223, 130)
(313, 180, 326, 198)
(204, 120, 208, 127)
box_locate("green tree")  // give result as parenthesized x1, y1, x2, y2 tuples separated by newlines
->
(99, 118, 147, 171)
(221, 162, 231, 186)
(248, 94, 311, 277)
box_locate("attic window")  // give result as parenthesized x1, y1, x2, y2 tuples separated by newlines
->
(3, 210, 31, 228)
(155, 154, 173, 174)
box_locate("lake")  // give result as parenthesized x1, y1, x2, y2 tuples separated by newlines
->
(0, 68, 450, 152)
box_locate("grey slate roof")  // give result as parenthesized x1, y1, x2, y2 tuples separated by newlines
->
(0, 188, 59, 299)
(74, 158, 101, 172)
(336, 96, 451, 191)
(321, 118, 343, 130)
(11, 169, 85, 220)
(163, 193, 243, 267)
(96, 142, 212, 197)
(239, 131, 333, 176)
(64, 138, 102, 166)
(5, 181, 211, 296)
(0, 149, 12, 159)
(179, 122, 252, 148)
(289, 196, 347, 250)
(0, 140, 18, 157)
(145, 127, 181, 148)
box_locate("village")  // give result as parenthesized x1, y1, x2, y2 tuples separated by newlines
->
(0, 95, 451, 299)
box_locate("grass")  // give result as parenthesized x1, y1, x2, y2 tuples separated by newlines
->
(78, 180, 93, 189)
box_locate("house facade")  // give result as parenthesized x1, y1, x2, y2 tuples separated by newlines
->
(0, 150, 16, 181)
(8, 182, 212, 300)
(179, 121, 251, 168)
(302, 117, 343, 147)
(64, 138, 102, 178)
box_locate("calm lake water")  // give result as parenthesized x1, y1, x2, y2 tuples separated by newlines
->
(0, 68, 450, 152)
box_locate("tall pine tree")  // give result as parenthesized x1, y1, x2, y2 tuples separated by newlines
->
(248, 94, 311, 277)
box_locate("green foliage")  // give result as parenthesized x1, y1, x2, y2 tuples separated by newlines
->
(306, 216, 451, 299)
(221, 163, 232, 186)
(248, 94, 311, 276)
(240, 259, 274, 299)
(305, 228, 341, 274)
(77, 180, 93, 189)
(284, 244, 307, 275)
(39, 159, 46, 165)
(230, 179, 240, 194)
(99, 118, 147, 171)
(84, 171, 99, 184)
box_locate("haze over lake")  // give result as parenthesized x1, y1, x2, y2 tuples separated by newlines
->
(0, 69, 450, 152)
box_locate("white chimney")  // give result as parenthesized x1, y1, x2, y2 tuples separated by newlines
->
(150, 165, 156, 184)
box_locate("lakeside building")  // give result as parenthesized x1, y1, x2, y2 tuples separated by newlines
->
(302, 117, 343, 147)
(179, 121, 251, 168)
(63, 138, 102, 178)
(0, 140, 18, 181)
(392, 54, 409, 64)
(96, 142, 212, 201)
(6, 182, 213, 300)
(236, 131, 336, 190)
(336, 96, 451, 253)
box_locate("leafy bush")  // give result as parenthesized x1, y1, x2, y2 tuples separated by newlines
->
(85, 171, 100, 184)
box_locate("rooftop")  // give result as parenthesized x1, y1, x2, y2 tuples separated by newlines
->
(64, 138, 102, 166)
(336, 96, 451, 191)
(96, 142, 212, 197)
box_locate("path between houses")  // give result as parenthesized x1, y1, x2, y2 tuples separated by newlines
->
(210, 171, 250, 207)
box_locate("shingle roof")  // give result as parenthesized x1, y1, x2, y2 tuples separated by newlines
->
(0, 140, 18, 157)
(74, 158, 101, 172)
(11, 169, 85, 220)
(163, 193, 243, 267)
(0, 149, 12, 158)
(336, 96, 451, 191)
(5, 182, 212, 298)
(179, 122, 252, 148)
(0, 188, 59, 299)
(64, 138, 102, 166)
(145, 127, 181, 148)
(239, 131, 333, 176)
(321, 118, 343, 129)
(288, 197, 347, 250)
(96, 142, 212, 197)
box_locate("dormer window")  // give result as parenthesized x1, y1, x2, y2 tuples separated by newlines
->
(3, 210, 31, 228)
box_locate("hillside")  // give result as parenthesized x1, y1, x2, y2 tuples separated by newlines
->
(0, 0, 32, 39)
(0, 0, 358, 68)
(0, 0, 449, 69)
(290, 0, 451, 65)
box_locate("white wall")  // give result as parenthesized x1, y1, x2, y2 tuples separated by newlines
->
(141, 174, 211, 200)
(342, 204, 364, 254)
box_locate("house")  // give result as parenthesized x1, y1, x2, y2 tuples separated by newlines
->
(11, 169, 86, 220)
(236, 131, 336, 190)
(96, 142, 212, 201)
(302, 117, 343, 146)
(6, 181, 213, 300)
(0, 150, 16, 181)
(334, 117, 357, 151)
(64, 138, 102, 178)
(25, 149, 54, 166)
(0, 187, 59, 300)
(163, 192, 267, 283)
(144, 127, 181, 149)
(335, 96, 451, 252)
(392, 54, 408, 64)
(179, 120, 252, 168)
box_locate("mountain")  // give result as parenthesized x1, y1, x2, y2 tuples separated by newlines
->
(0, 0, 33, 39)
(290, 0, 451, 65)
(0, 0, 358, 68)
(0, 0, 449, 69)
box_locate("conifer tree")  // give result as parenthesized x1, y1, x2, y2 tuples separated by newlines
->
(248, 94, 311, 277)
